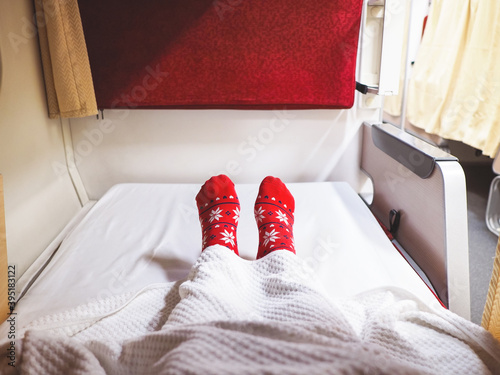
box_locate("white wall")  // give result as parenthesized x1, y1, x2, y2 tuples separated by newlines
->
(69, 101, 378, 200)
(407, 0, 430, 64)
(0, 0, 380, 276)
(0, 0, 81, 276)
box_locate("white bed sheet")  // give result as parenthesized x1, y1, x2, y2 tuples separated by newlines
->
(11, 182, 440, 331)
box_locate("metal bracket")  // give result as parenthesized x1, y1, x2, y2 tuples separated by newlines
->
(357, 0, 409, 97)
(367, 0, 385, 5)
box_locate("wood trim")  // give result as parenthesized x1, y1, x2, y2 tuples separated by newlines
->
(0, 175, 9, 324)
(482, 239, 500, 340)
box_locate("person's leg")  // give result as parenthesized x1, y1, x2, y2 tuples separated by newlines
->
(254, 176, 295, 259)
(196, 175, 240, 254)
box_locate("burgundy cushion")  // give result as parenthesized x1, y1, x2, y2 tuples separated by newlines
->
(79, 0, 363, 109)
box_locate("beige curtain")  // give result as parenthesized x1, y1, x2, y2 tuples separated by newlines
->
(483, 239, 500, 341)
(407, 0, 500, 157)
(35, 0, 98, 119)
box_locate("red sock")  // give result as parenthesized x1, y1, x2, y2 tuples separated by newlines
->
(254, 176, 295, 259)
(196, 175, 240, 254)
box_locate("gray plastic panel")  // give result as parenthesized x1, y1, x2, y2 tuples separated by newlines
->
(372, 123, 457, 179)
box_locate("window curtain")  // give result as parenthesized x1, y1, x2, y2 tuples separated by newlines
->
(35, 0, 97, 119)
(407, 0, 500, 157)
(483, 238, 500, 341)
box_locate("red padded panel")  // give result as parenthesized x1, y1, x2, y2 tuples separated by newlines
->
(78, 0, 363, 109)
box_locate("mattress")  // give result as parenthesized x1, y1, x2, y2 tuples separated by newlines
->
(11, 182, 440, 331)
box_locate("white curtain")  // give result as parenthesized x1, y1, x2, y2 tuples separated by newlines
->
(407, 0, 500, 157)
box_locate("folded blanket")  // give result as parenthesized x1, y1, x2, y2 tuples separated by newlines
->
(4, 246, 500, 374)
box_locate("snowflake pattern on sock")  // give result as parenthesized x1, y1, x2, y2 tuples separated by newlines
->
(196, 175, 240, 255)
(255, 176, 295, 259)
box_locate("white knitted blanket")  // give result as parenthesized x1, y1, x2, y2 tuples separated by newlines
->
(5, 246, 500, 374)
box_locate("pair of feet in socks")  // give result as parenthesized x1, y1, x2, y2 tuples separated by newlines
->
(196, 175, 295, 259)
